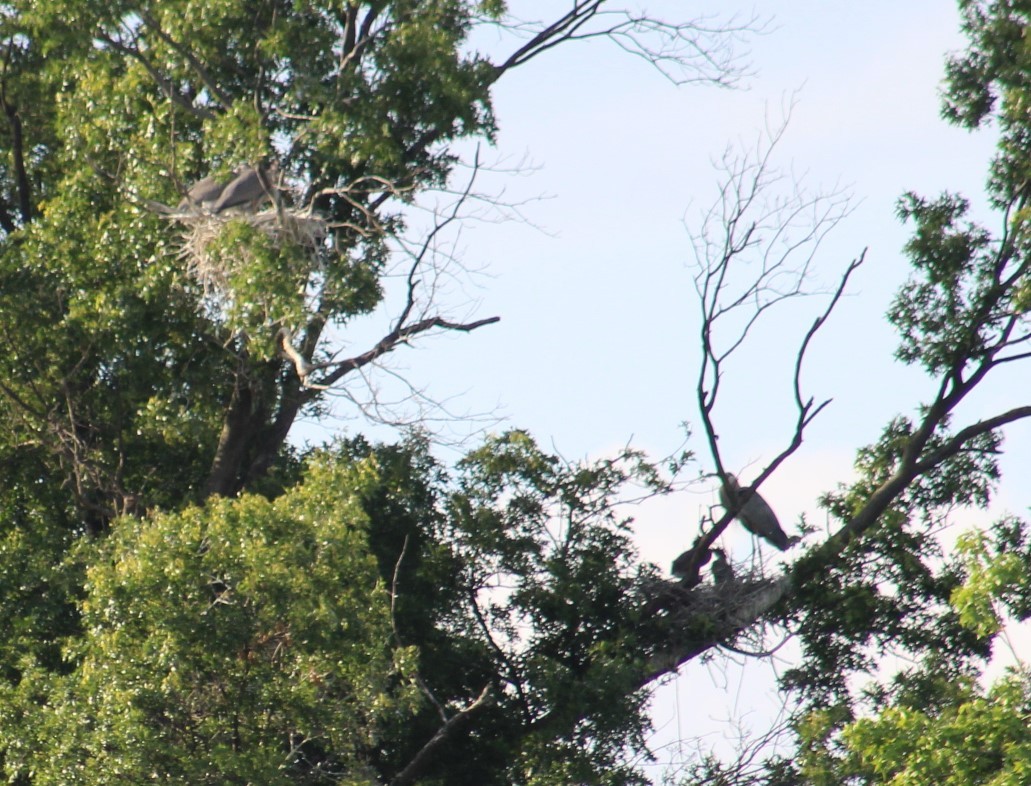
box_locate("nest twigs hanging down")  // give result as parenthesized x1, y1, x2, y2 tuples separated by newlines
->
(170, 206, 329, 297)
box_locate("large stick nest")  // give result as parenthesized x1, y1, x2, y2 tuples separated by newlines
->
(170, 207, 329, 297)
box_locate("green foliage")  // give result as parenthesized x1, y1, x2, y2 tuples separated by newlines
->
(360, 432, 669, 785)
(952, 530, 1020, 635)
(0, 0, 509, 517)
(4, 0, 1031, 783)
(944, 0, 1031, 196)
(889, 193, 993, 371)
(888, 190, 1030, 377)
(0, 3, 709, 778)
(765, 7, 1031, 784)
(1, 453, 413, 784)
(841, 671, 1031, 786)
(0, 447, 83, 682)
(787, 414, 997, 707)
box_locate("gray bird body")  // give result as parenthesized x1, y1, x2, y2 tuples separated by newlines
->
(719, 473, 794, 551)
(710, 548, 734, 584)
(178, 164, 279, 213)
(178, 175, 225, 209)
(211, 165, 276, 213)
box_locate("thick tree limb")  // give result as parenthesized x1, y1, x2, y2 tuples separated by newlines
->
(641, 576, 791, 684)
(204, 364, 269, 499)
(390, 684, 493, 786)
(642, 400, 1031, 685)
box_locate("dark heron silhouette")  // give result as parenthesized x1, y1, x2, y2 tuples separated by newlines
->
(710, 548, 734, 584)
(719, 473, 795, 551)
(671, 544, 711, 580)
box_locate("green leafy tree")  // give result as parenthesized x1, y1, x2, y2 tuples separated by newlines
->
(2, 454, 409, 784)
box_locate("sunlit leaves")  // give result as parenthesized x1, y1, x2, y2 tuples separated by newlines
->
(843, 672, 1031, 786)
(944, 1, 1031, 196)
(8, 453, 410, 784)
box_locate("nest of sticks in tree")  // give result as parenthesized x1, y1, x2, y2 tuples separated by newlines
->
(643, 567, 785, 627)
(171, 207, 329, 297)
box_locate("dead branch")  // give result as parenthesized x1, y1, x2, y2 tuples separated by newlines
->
(299, 154, 499, 397)
(392, 148, 485, 332)
(692, 108, 855, 481)
(675, 108, 860, 572)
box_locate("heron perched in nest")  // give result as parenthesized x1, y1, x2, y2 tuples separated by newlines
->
(179, 163, 280, 213)
(178, 174, 224, 210)
(710, 548, 734, 584)
(719, 473, 796, 551)
(671, 544, 710, 580)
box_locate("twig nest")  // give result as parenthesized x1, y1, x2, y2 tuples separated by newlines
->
(171, 206, 329, 298)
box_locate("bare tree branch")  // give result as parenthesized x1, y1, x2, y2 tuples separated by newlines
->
(306, 315, 499, 394)
(493, 6, 760, 87)
(690, 105, 856, 500)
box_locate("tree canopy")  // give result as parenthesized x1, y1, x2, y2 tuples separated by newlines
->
(1, 1, 1031, 784)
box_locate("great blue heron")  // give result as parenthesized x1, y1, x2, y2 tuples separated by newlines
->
(177, 174, 225, 210)
(710, 548, 734, 584)
(719, 473, 795, 551)
(671, 544, 711, 580)
(212, 164, 279, 213)
(179, 163, 280, 213)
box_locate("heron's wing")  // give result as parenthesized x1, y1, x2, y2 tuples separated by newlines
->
(742, 491, 791, 550)
(212, 166, 271, 212)
(188, 176, 225, 203)
(178, 175, 225, 208)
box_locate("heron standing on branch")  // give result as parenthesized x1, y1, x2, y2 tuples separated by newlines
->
(719, 473, 797, 551)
